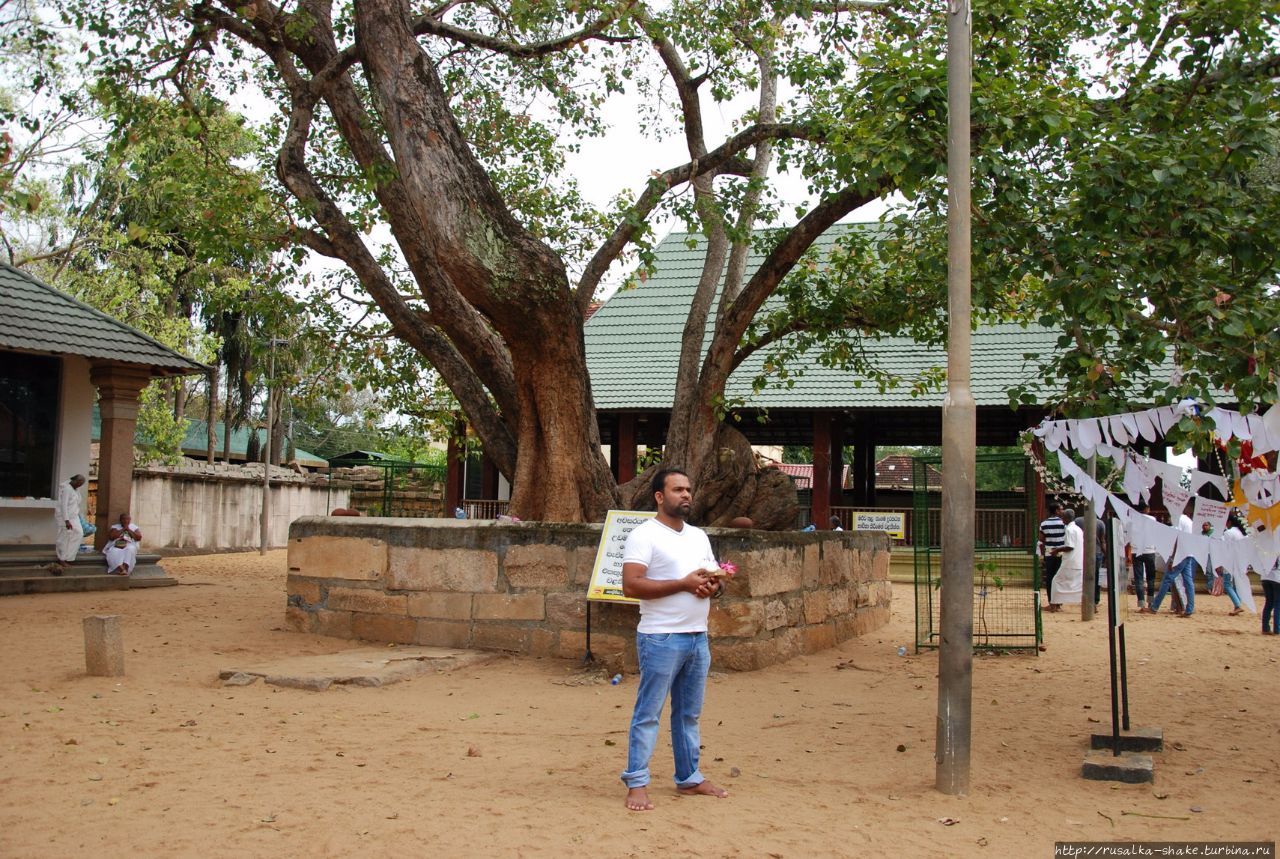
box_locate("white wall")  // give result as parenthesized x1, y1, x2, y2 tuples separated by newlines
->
(131, 467, 348, 550)
(0, 355, 93, 545)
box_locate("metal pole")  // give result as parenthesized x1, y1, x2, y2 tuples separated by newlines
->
(1082, 455, 1097, 620)
(935, 0, 975, 797)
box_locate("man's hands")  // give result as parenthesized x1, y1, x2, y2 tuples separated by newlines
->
(622, 564, 722, 600)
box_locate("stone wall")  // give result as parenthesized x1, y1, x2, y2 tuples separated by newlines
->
(122, 464, 350, 551)
(285, 517, 891, 671)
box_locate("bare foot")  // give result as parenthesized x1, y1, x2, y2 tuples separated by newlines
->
(625, 787, 654, 811)
(1229, 608, 1243, 616)
(678, 780, 729, 798)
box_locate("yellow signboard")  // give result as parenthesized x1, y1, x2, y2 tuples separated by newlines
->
(586, 510, 656, 603)
(851, 511, 906, 540)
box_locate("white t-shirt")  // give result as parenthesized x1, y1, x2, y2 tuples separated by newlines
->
(623, 518, 717, 634)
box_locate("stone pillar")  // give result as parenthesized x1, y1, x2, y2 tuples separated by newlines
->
(91, 362, 151, 550)
(830, 415, 846, 516)
(812, 411, 832, 529)
(83, 614, 125, 676)
(616, 413, 637, 485)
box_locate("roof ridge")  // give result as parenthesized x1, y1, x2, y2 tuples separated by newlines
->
(0, 262, 206, 372)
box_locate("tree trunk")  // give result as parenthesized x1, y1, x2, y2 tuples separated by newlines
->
(174, 379, 186, 422)
(505, 326, 617, 522)
(222, 367, 233, 463)
(206, 365, 218, 464)
(351, 0, 617, 521)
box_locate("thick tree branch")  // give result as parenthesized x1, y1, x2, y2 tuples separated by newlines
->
(574, 121, 820, 307)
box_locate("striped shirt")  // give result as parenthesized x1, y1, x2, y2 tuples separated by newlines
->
(1040, 516, 1066, 550)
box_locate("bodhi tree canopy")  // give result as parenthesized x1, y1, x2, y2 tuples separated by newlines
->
(51, 0, 1280, 523)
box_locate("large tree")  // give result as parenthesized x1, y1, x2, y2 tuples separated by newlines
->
(57, 0, 1280, 521)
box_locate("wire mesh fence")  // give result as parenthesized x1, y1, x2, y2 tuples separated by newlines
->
(912, 453, 1042, 651)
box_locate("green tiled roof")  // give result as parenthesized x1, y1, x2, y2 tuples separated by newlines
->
(584, 224, 1060, 410)
(0, 263, 205, 375)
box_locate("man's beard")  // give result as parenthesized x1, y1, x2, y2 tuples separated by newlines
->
(671, 501, 691, 520)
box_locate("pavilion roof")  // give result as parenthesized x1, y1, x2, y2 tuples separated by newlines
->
(0, 264, 205, 376)
(584, 224, 1060, 411)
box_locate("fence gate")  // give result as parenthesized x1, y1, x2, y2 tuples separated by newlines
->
(912, 452, 1041, 652)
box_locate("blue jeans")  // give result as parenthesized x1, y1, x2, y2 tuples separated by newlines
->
(1262, 581, 1280, 633)
(1151, 557, 1197, 615)
(1220, 571, 1243, 609)
(1133, 554, 1158, 606)
(622, 631, 710, 789)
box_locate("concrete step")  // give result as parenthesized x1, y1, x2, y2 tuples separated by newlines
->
(0, 575, 131, 596)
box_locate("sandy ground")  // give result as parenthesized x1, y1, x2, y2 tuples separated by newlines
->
(1, 551, 1277, 858)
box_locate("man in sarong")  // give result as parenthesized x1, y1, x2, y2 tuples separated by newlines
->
(104, 513, 142, 576)
(1051, 507, 1085, 608)
(53, 474, 86, 574)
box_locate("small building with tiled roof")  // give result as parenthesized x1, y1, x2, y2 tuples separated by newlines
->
(1, 264, 205, 553)
(580, 224, 1053, 527)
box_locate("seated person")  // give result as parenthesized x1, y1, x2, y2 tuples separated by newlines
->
(104, 513, 142, 576)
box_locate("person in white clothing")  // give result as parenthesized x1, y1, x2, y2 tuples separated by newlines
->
(53, 475, 86, 574)
(104, 513, 142, 576)
(619, 468, 728, 812)
(1051, 508, 1084, 608)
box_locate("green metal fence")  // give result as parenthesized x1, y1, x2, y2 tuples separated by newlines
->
(912, 453, 1042, 651)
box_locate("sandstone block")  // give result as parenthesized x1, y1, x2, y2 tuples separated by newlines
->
(708, 601, 764, 638)
(313, 609, 354, 639)
(545, 592, 587, 629)
(801, 545, 821, 588)
(287, 576, 323, 607)
(559, 630, 626, 660)
(351, 612, 416, 644)
(287, 535, 387, 581)
(739, 546, 804, 597)
(871, 549, 890, 582)
(529, 627, 557, 657)
(326, 586, 408, 616)
(471, 624, 530, 653)
(285, 606, 314, 633)
(855, 583, 871, 607)
(386, 547, 498, 592)
(771, 627, 804, 663)
(850, 548, 870, 583)
(570, 547, 593, 585)
(827, 587, 852, 616)
(764, 599, 788, 631)
(407, 592, 474, 620)
(819, 545, 850, 586)
(473, 593, 545, 621)
(414, 620, 472, 648)
(83, 615, 125, 677)
(503, 544, 570, 589)
(803, 590, 830, 625)
(853, 605, 890, 636)
(802, 623, 837, 654)
(712, 640, 767, 671)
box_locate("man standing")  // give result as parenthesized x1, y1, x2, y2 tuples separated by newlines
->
(1146, 512, 1196, 617)
(1050, 507, 1084, 610)
(53, 474, 86, 575)
(1039, 503, 1066, 608)
(1130, 501, 1159, 610)
(620, 468, 728, 812)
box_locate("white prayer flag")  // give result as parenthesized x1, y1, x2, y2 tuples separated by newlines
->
(1191, 496, 1230, 533)
(1162, 485, 1192, 520)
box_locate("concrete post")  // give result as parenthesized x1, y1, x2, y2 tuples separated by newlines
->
(90, 363, 152, 551)
(83, 614, 125, 676)
(936, 0, 975, 797)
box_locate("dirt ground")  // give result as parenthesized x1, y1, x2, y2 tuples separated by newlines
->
(1, 551, 1277, 858)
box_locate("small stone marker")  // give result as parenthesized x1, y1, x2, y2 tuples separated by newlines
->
(83, 615, 125, 677)
(1089, 726, 1164, 754)
(1081, 749, 1154, 783)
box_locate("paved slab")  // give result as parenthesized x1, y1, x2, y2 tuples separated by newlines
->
(218, 646, 497, 691)
(1081, 749, 1155, 783)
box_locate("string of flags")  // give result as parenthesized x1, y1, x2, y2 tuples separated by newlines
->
(1029, 397, 1280, 590)
(1033, 399, 1280, 460)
